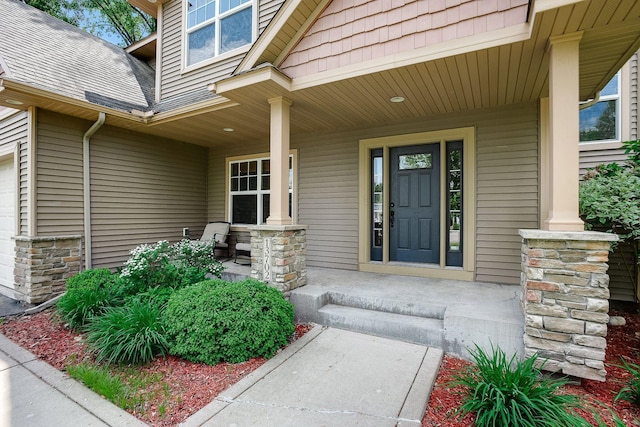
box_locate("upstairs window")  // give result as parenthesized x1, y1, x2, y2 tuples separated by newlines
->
(579, 74, 620, 143)
(186, 0, 254, 67)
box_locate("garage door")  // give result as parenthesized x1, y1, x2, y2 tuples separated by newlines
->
(0, 158, 15, 295)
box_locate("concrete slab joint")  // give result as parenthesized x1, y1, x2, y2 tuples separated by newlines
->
(519, 229, 618, 381)
(12, 235, 83, 304)
(249, 225, 307, 292)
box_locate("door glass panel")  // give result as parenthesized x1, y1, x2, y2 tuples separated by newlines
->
(399, 153, 432, 170)
(446, 141, 463, 267)
(371, 150, 383, 261)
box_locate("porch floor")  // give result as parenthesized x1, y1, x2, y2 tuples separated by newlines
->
(221, 261, 524, 360)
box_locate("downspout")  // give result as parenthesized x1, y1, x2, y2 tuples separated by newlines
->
(83, 112, 105, 270)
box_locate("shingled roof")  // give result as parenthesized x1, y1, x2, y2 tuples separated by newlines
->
(0, 0, 154, 112)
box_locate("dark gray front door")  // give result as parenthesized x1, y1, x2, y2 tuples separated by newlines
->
(389, 144, 440, 263)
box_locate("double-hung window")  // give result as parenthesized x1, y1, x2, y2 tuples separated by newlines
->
(579, 73, 620, 143)
(185, 0, 254, 67)
(228, 155, 294, 225)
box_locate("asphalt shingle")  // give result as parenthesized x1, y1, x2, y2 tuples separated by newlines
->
(0, 0, 154, 112)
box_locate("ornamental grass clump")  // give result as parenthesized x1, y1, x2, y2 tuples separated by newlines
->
(164, 279, 295, 365)
(452, 345, 593, 427)
(57, 268, 124, 329)
(615, 359, 640, 407)
(86, 300, 169, 365)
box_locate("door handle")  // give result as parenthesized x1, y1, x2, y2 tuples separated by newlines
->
(390, 210, 395, 228)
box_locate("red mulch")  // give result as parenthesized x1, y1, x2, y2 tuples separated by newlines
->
(422, 308, 640, 426)
(0, 311, 313, 426)
(1, 307, 638, 426)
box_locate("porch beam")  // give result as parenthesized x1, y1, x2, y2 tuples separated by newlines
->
(267, 96, 292, 225)
(543, 32, 584, 232)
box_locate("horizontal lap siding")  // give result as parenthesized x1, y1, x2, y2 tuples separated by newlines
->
(579, 146, 627, 174)
(607, 240, 637, 302)
(160, 0, 285, 100)
(36, 111, 85, 236)
(475, 104, 538, 284)
(90, 127, 208, 269)
(297, 134, 359, 270)
(207, 103, 538, 279)
(0, 111, 27, 234)
(37, 110, 207, 269)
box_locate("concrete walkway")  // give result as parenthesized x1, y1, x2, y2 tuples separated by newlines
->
(0, 325, 442, 427)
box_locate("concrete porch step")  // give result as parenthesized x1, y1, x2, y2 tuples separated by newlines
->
(318, 303, 445, 347)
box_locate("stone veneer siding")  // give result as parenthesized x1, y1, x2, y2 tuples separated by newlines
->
(519, 230, 618, 381)
(249, 225, 307, 292)
(13, 235, 82, 304)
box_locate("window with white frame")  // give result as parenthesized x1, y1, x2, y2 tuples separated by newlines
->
(228, 155, 293, 225)
(579, 73, 620, 142)
(185, 0, 254, 67)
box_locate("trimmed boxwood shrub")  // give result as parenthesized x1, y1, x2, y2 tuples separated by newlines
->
(164, 279, 295, 365)
(57, 269, 124, 329)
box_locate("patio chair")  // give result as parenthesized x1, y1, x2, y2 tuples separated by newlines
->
(200, 221, 230, 259)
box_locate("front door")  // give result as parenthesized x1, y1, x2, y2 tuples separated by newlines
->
(389, 144, 440, 263)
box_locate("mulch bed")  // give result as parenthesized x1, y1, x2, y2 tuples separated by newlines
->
(422, 308, 640, 426)
(0, 307, 638, 426)
(0, 310, 312, 426)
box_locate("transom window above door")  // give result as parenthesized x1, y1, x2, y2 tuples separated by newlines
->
(185, 0, 255, 67)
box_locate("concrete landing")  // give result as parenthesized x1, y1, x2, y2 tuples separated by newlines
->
(182, 326, 443, 427)
(288, 267, 525, 360)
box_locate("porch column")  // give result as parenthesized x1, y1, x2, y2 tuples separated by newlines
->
(267, 96, 292, 225)
(543, 32, 584, 232)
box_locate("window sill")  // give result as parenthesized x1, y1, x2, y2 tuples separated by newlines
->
(182, 45, 251, 75)
(579, 140, 623, 151)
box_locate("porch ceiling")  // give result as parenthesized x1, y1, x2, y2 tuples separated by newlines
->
(1, 0, 638, 149)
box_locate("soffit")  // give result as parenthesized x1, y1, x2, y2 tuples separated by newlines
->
(3, 0, 638, 150)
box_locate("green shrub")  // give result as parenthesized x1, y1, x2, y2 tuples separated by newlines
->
(615, 359, 640, 406)
(86, 300, 169, 365)
(452, 345, 592, 427)
(57, 269, 124, 329)
(119, 240, 223, 295)
(164, 279, 294, 365)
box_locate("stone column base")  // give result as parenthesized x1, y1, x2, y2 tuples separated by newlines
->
(248, 225, 307, 292)
(13, 235, 83, 304)
(519, 229, 618, 381)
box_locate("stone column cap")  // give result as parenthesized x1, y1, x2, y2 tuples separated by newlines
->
(249, 224, 308, 231)
(519, 229, 618, 242)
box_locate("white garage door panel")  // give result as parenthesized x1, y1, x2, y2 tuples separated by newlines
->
(0, 158, 15, 292)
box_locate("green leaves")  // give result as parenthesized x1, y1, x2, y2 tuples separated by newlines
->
(164, 279, 295, 365)
(614, 359, 640, 406)
(451, 345, 592, 427)
(86, 301, 169, 365)
(580, 165, 640, 243)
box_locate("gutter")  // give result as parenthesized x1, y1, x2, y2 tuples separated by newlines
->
(579, 91, 600, 110)
(83, 112, 106, 270)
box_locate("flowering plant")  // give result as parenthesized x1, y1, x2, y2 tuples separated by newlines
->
(121, 240, 223, 293)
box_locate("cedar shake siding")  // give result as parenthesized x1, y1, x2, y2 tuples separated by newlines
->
(207, 101, 538, 283)
(280, 0, 529, 78)
(36, 110, 208, 269)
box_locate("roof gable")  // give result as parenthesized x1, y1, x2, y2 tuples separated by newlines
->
(0, 0, 154, 112)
